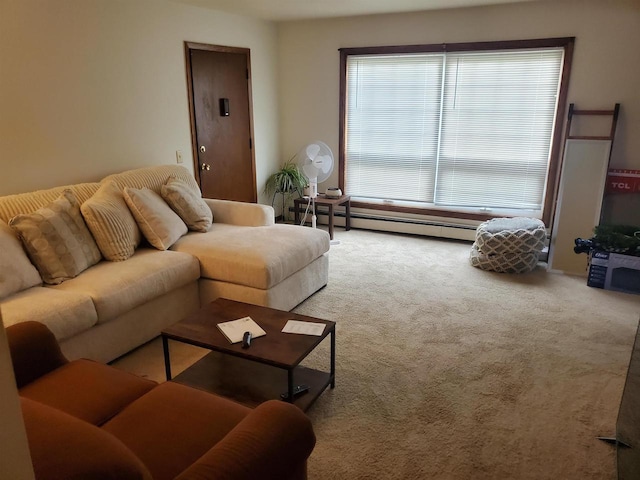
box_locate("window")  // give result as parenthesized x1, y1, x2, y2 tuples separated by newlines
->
(339, 38, 574, 224)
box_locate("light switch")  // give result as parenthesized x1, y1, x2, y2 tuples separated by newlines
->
(176, 150, 184, 164)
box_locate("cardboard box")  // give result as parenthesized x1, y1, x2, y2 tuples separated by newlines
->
(588, 251, 640, 295)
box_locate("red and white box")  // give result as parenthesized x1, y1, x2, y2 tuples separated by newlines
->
(607, 169, 640, 194)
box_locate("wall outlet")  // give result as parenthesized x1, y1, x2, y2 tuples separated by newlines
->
(176, 150, 184, 164)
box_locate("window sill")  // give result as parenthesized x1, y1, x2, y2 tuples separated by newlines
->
(349, 197, 544, 224)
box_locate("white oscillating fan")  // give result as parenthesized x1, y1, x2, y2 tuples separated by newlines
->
(294, 141, 334, 231)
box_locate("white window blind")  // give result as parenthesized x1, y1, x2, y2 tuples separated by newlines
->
(346, 54, 443, 202)
(345, 48, 564, 214)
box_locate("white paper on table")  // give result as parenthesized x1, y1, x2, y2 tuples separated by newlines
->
(282, 320, 325, 336)
(217, 316, 266, 344)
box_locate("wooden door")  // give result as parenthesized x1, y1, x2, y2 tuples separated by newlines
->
(186, 43, 256, 202)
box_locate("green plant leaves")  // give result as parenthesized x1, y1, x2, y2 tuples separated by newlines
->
(264, 160, 307, 196)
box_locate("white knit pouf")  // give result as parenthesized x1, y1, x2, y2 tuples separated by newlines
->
(470, 217, 546, 273)
(470, 245, 540, 274)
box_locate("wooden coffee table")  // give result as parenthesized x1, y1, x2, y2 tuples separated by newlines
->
(161, 298, 336, 411)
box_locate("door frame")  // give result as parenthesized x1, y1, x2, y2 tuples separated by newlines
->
(184, 41, 257, 201)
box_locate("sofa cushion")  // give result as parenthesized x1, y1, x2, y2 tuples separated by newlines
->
(103, 164, 201, 194)
(103, 381, 250, 480)
(0, 182, 100, 223)
(161, 177, 213, 232)
(20, 359, 157, 426)
(171, 224, 330, 289)
(0, 287, 97, 341)
(51, 248, 200, 323)
(9, 189, 102, 284)
(21, 397, 152, 480)
(81, 181, 142, 261)
(124, 187, 188, 250)
(0, 221, 42, 299)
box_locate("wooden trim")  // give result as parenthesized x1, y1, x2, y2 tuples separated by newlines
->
(185, 42, 249, 55)
(338, 37, 575, 56)
(339, 37, 575, 228)
(245, 49, 258, 203)
(543, 37, 574, 227)
(349, 201, 503, 222)
(184, 42, 258, 202)
(184, 42, 200, 187)
(567, 136, 612, 140)
(443, 37, 574, 52)
(338, 50, 348, 193)
(339, 44, 444, 56)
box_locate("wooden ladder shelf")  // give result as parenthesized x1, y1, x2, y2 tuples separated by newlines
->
(565, 103, 620, 142)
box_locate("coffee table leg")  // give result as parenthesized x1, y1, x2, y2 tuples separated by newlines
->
(287, 369, 294, 403)
(330, 328, 336, 388)
(345, 200, 351, 231)
(162, 336, 172, 381)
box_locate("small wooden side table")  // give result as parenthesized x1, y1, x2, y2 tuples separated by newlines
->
(294, 194, 351, 240)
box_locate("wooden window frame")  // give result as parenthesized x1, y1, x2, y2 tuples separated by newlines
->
(338, 37, 575, 225)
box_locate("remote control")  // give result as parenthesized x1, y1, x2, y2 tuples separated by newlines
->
(242, 331, 252, 349)
(280, 384, 310, 400)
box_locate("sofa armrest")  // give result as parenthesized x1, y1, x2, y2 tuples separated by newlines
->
(175, 400, 315, 480)
(5, 321, 68, 388)
(21, 397, 153, 480)
(203, 199, 275, 227)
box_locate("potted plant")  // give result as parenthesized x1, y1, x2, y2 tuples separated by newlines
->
(264, 160, 307, 221)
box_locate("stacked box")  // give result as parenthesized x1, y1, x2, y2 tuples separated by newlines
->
(588, 250, 640, 295)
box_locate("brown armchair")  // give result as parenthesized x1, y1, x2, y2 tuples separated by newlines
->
(7, 321, 316, 480)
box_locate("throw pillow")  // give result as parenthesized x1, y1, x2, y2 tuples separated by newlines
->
(9, 190, 102, 285)
(123, 187, 187, 250)
(81, 181, 142, 261)
(0, 221, 42, 299)
(160, 177, 213, 232)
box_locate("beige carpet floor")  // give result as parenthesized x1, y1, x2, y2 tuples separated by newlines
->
(113, 228, 640, 480)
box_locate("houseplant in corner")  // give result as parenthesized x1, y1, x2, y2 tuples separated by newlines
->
(264, 160, 307, 222)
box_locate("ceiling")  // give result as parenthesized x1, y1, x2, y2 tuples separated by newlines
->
(170, 0, 538, 21)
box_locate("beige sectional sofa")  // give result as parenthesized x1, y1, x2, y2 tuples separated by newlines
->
(0, 165, 329, 363)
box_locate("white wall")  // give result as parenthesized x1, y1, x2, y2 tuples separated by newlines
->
(0, 0, 280, 204)
(0, 2, 280, 472)
(277, 0, 640, 226)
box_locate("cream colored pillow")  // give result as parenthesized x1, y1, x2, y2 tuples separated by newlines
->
(160, 177, 213, 233)
(81, 182, 141, 261)
(123, 187, 187, 250)
(0, 222, 42, 299)
(9, 190, 102, 285)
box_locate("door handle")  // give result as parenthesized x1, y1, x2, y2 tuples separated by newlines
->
(201, 163, 211, 171)
(199, 145, 206, 153)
